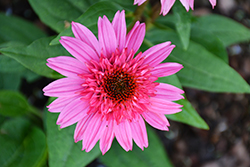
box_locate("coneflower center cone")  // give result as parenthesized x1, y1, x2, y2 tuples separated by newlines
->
(103, 68, 137, 103)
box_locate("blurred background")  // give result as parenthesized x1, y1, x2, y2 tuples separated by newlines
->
(0, 0, 249, 167)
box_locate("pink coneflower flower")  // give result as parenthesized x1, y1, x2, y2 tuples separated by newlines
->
(43, 10, 184, 154)
(134, 0, 217, 16)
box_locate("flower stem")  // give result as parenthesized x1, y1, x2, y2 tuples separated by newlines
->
(128, 1, 148, 32)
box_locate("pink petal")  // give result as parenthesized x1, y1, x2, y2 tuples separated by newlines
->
(149, 97, 183, 114)
(130, 115, 148, 150)
(180, 0, 191, 11)
(209, 0, 216, 8)
(114, 120, 133, 151)
(43, 78, 84, 97)
(151, 62, 183, 77)
(82, 113, 106, 152)
(189, 0, 194, 10)
(59, 36, 99, 63)
(47, 96, 80, 113)
(160, 0, 176, 16)
(142, 112, 170, 131)
(71, 21, 101, 56)
(125, 21, 145, 54)
(56, 98, 89, 128)
(155, 83, 184, 101)
(156, 83, 184, 94)
(112, 10, 126, 52)
(98, 15, 117, 58)
(142, 42, 175, 67)
(100, 119, 115, 155)
(74, 114, 94, 142)
(134, 0, 147, 5)
(47, 56, 88, 78)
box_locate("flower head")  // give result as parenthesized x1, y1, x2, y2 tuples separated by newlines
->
(134, 0, 217, 16)
(43, 10, 184, 154)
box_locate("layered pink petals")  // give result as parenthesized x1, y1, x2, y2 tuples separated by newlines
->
(149, 97, 183, 114)
(98, 15, 117, 58)
(47, 56, 88, 78)
(43, 78, 83, 97)
(142, 42, 175, 67)
(179, 0, 192, 11)
(130, 115, 148, 150)
(125, 21, 146, 54)
(151, 62, 183, 77)
(60, 36, 99, 62)
(112, 10, 126, 52)
(81, 113, 106, 152)
(71, 22, 100, 56)
(155, 83, 184, 101)
(43, 10, 184, 155)
(47, 96, 81, 113)
(100, 120, 115, 155)
(57, 98, 89, 128)
(160, 0, 176, 16)
(142, 112, 170, 131)
(114, 120, 133, 151)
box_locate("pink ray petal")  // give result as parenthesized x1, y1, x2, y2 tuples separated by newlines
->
(180, 0, 191, 11)
(47, 56, 88, 78)
(125, 21, 145, 54)
(209, 0, 216, 8)
(48, 96, 81, 112)
(74, 114, 94, 142)
(98, 15, 117, 58)
(112, 10, 126, 52)
(142, 112, 170, 131)
(57, 98, 89, 128)
(71, 21, 101, 56)
(100, 119, 115, 155)
(160, 0, 176, 16)
(114, 120, 133, 151)
(82, 113, 106, 152)
(189, 0, 194, 10)
(142, 41, 175, 67)
(130, 115, 148, 150)
(59, 36, 99, 63)
(149, 97, 183, 114)
(43, 78, 84, 97)
(155, 83, 184, 101)
(151, 62, 183, 77)
(134, 0, 147, 5)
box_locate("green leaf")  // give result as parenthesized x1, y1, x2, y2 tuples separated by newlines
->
(0, 73, 22, 90)
(146, 30, 250, 93)
(46, 102, 100, 167)
(0, 13, 46, 44)
(0, 115, 6, 126)
(0, 55, 40, 89)
(0, 55, 25, 73)
(157, 75, 209, 130)
(0, 117, 47, 167)
(0, 90, 34, 117)
(190, 27, 228, 63)
(28, 0, 88, 32)
(168, 99, 209, 129)
(50, 1, 125, 45)
(29, 0, 134, 33)
(172, 1, 191, 50)
(0, 37, 66, 78)
(193, 14, 250, 47)
(100, 127, 173, 167)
